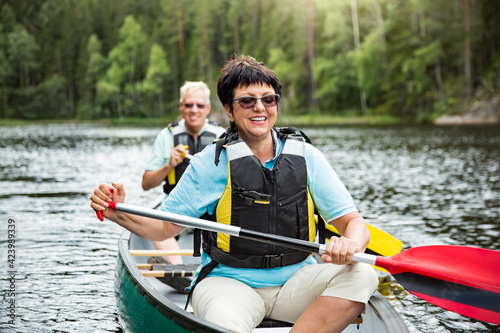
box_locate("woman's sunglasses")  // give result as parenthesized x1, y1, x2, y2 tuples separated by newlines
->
(233, 94, 280, 109)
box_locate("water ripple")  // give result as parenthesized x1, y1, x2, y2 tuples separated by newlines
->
(1, 124, 499, 332)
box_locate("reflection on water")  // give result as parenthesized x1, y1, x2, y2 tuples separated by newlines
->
(0, 123, 498, 332)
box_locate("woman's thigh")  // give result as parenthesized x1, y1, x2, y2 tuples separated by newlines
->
(268, 263, 378, 323)
(191, 277, 266, 333)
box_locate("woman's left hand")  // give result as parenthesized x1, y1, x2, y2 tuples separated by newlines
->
(90, 182, 126, 221)
(321, 236, 362, 265)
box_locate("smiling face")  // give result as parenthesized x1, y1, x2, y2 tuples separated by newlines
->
(225, 83, 277, 144)
(179, 89, 211, 136)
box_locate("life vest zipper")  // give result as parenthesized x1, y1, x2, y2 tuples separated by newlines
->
(269, 168, 278, 253)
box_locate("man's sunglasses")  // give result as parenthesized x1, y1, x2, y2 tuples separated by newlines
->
(233, 94, 280, 109)
(183, 103, 206, 109)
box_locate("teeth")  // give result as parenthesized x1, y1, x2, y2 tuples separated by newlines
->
(251, 117, 265, 121)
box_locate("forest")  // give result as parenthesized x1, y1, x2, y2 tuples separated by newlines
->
(0, 0, 499, 122)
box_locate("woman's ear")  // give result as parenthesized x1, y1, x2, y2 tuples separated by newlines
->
(224, 105, 233, 122)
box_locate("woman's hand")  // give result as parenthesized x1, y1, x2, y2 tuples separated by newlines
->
(90, 182, 126, 221)
(321, 235, 362, 265)
(320, 212, 370, 265)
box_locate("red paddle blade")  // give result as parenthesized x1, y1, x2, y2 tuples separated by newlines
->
(376, 246, 500, 325)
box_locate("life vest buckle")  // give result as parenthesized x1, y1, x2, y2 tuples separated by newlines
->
(234, 189, 271, 205)
(263, 254, 284, 269)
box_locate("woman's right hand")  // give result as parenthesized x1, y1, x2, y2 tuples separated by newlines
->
(90, 182, 126, 221)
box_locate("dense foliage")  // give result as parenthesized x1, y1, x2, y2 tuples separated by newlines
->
(0, 0, 499, 120)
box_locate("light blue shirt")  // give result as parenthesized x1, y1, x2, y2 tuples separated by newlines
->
(161, 130, 358, 288)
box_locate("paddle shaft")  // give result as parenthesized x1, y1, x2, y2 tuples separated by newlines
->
(110, 202, 326, 255)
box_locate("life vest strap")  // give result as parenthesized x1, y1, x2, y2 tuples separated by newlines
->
(208, 245, 310, 269)
(184, 260, 217, 310)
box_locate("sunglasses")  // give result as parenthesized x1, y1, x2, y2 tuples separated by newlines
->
(183, 103, 206, 109)
(233, 94, 280, 109)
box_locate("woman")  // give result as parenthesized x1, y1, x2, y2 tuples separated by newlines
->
(90, 55, 378, 333)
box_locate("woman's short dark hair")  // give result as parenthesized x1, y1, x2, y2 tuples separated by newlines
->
(217, 55, 282, 109)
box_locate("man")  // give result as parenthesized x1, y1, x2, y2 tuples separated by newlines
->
(142, 81, 225, 265)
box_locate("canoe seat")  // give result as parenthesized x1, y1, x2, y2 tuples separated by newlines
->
(257, 315, 363, 328)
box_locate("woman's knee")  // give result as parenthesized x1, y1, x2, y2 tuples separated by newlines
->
(191, 277, 266, 332)
(323, 263, 379, 303)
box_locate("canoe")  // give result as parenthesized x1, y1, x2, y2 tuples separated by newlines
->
(115, 230, 409, 333)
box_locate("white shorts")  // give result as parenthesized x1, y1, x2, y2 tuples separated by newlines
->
(191, 262, 378, 333)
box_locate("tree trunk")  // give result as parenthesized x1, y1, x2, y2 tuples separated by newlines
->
(373, 0, 386, 54)
(176, 2, 186, 74)
(307, 0, 318, 111)
(435, 60, 445, 100)
(233, 14, 240, 52)
(464, 0, 472, 98)
(351, 0, 367, 114)
(202, 9, 212, 86)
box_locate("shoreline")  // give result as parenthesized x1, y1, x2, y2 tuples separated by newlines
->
(435, 95, 500, 125)
(1, 113, 498, 128)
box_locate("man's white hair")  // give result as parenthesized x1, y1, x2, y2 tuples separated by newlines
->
(180, 81, 210, 104)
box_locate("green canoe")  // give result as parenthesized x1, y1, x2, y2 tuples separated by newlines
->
(115, 230, 409, 333)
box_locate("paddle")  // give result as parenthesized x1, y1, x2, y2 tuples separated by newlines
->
(105, 202, 500, 325)
(95, 185, 401, 258)
(97, 197, 402, 259)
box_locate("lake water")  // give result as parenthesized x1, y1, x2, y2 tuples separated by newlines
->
(0, 123, 499, 332)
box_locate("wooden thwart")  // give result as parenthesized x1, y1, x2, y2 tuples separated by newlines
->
(129, 249, 194, 256)
(138, 263, 198, 278)
(137, 263, 197, 270)
(141, 270, 196, 278)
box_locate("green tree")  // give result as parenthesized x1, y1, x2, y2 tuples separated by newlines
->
(0, 22, 14, 118)
(351, 31, 386, 107)
(7, 25, 40, 119)
(314, 0, 359, 114)
(38, 74, 68, 118)
(140, 43, 170, 117)
(98, 15, 147, 118)
(77, 34, 108, 119)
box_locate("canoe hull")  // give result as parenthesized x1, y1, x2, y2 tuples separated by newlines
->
(115, 256, 189, 332)
(115, 230, 409, 333)
(115, 231, 231, 333)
